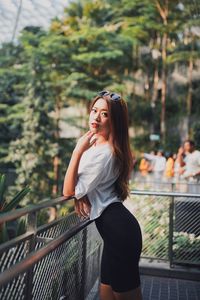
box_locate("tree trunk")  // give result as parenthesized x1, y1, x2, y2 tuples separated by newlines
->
(145, 71, 150, 101)
(155, 0, 168, 143)
(186, 53, 193, 137)
(152, 62, 159, 105)
(151, 62, 159, 134)
(161, 31, 167, 142)
(52, 156, 59, 196)
(52, 96, 61, 196)
(50, 96, 61, 222)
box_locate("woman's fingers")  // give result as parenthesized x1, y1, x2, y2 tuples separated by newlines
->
(86, 130, 94, 136)
(74, 198, 80, 215)
(74, 131, 96, 154)
(82, 198, 91, 215)
(89, 137, 97, 146)
(79, 200, 88, 217)
(86, 131, 95, 140)
(83, 196, 91, 207)
(74, 197, 90, 218)
(87, 131, 97, 146)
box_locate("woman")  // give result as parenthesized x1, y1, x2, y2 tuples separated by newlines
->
(63, 91, 143, 300)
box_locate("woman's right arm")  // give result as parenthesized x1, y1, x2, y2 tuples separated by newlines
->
(62, 150, 82, 197)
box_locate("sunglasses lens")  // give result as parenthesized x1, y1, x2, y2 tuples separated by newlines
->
(98, 91, 121, 101)
(110, 93, 121, 101)
(99, 90, 109, 96)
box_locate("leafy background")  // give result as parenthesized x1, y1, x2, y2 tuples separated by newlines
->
(0, 0, 200, 205)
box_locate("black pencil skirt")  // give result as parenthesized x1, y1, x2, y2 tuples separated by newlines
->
(95, 201, 142, 293)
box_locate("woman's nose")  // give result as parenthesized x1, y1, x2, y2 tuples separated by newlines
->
(94, 112, 100, 121)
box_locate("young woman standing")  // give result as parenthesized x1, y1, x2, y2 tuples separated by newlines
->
(63, 91, 142, 300)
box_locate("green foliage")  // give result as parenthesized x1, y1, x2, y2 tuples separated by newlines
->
(0, 0, 200, 202)
(0, 43, 25, 167)
(0, 174, 30, 211)
(131, 134, 152, 152)
(129, 195, 200, 263)
(173, 232, 200, 262)
(36, 209, 50, 227)
(2, 186, 30, 213)
(129, 194, 169, 259)
(4, 27, 73, 203)
(192, 122, 200, 149)
(0, 174, 30, 243)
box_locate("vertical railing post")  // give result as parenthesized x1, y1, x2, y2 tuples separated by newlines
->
(80, 226, 87, 300)
(171, 182, 175, 192)
(24, 211, 37, 299)
(168, 196, 174, 268)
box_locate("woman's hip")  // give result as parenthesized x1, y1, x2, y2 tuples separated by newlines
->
(95, 202, 142, 252)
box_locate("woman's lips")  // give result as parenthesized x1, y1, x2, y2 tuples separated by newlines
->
(91, 123, 99, 128)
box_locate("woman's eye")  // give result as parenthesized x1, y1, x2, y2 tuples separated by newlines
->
(102, 112, 108, 117)
(91, 108, 97, 113)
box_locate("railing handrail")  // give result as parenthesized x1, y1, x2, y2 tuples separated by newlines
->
(1, 191, 200, 225)
(0, 195, 72, 224)
(131, 190, 200, 198)
(132, 180, 200, 185)
(0, 216, 92, 287)
(132, 171, 200, 184)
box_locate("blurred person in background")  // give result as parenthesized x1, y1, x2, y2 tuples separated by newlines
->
(164, 152, 174, 179)
(139, 157, 150, 177)
(142, 150, 166, 181)
(174, 149, 183, 181)
(147, 150, 156, 173)
(178, 140, 200, 182)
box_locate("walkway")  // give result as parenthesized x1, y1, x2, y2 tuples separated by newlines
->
(88, 275, 200, 300)
(141, 275, 200, 300)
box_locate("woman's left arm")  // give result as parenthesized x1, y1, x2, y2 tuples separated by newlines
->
(63, 131, 96, 197)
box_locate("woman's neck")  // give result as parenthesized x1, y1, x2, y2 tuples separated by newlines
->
(94, 134, 113, 147)
(94, 135, 107, 145)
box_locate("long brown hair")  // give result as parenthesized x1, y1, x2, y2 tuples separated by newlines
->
(90, 95, 133, 201)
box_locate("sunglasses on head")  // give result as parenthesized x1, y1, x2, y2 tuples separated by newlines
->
(98, 90, 121, 101)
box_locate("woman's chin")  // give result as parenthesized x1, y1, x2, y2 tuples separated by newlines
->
(90, 127, 98, 133)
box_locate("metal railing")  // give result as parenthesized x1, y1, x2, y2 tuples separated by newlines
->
(0, 196, 102, 300)
(1, 190, 200, 299)
(131, 172, 200, 193)
(128, 190, 200, 267)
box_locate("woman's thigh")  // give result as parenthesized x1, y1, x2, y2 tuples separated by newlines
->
(95, 202, 142, 250)
(113, 286, 142, 300)
(100, 284, 142, 300)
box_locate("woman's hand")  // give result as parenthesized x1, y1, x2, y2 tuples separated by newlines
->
(74, 195, 91, 218)
(74, 131, 96, 155)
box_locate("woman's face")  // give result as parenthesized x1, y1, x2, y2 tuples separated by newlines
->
(89, 98, 110, 138)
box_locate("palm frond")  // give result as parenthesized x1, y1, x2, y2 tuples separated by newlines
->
(3, 186, 31, 212)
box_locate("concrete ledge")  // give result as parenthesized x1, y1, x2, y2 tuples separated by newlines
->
(139, 258, 200, 281)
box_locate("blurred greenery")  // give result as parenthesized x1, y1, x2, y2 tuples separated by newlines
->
(129, 194, 200, 263)
(0, 174, 30, 243)
(0, 0, 200, 203)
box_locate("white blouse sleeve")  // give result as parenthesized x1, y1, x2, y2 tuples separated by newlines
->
(74, 150, 112, 200)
